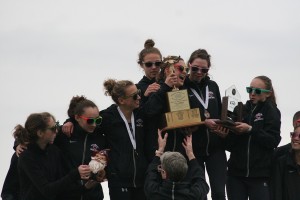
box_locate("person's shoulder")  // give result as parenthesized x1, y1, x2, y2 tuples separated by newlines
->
(274, 143, 291, 159)
(207, 79, 220, 90)
(100, 104, 118, 115)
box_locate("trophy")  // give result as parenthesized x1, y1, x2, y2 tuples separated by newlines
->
(161, 57, 203, 131)
(217, 85, 243, 127)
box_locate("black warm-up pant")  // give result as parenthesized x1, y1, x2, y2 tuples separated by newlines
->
(226, 176, 270, 200)
(108, 186, 146, 200)
(199, 150, 227, 200)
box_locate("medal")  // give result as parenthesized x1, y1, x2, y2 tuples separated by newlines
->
(204, 110, 210, 119)
(190, 86, 210, 119)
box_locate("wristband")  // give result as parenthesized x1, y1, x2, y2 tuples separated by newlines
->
(248, 125, 252, 132)
(155, 150, 163, 156)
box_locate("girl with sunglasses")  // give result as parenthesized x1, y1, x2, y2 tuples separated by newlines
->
(143, 55, 190, 159)
(100, 79, 148, 200)
(136, 39, 164, 162)
(183, 49, 227, 200)
(225, 75, 281, 200)
(271, 125, 300, 200)
(15, 112, 91, 200)
(136, 39, 162, 105)
(56, 96, 106, 200)
(273, 111, 300, 162)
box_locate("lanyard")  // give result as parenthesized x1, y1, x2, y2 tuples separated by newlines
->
(190, 86, 209, 109)
(117, 106, 136, 149)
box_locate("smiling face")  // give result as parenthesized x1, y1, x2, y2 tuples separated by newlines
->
(120, 84, 141, 110)
(188, 58, 209, 83)
(291, 126, 300, 151)
(164, 60, 188, 87)
(173, 60, 188, 86)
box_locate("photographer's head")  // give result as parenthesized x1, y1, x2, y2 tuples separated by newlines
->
(159, 151, 188, 182)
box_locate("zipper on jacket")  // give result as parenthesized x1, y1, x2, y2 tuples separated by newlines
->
(246, 135, 251, 177)
(172, 182, 175, 200)
(81, 134, 88, 200)
(172, 130, 177, 151)
(206, 129, 210, 156)
(81, 134, 88, 164)
(246, 105, 257, 177)
(133, 149, 137, 188)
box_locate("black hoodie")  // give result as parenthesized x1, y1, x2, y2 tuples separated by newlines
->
(99, 104, 148, 188)
(144, 156, 209, 200)
(226, 99, 281, 177)
(271, 148, 300, 200)
(18, 143, 82, 200)
(55, 123, 105, 200)
(184, 76, 224, 157)
(136, 75, 157, 105)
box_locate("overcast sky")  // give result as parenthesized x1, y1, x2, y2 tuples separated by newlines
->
(1, 0, 299, 198)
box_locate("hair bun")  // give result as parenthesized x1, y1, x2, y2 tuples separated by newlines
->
(144, 39, 155, 48)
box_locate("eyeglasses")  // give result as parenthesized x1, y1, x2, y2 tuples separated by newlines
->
(143, 61, 162, 68)
(246, 87, 270, 95)
(290, 132, 300, 139)
(79, 116, 102, 125)
(47, 121, 60, 132)
(191, 66, 209, 73)
(175, 65, 189, 73)
(123, 89, 141, 100)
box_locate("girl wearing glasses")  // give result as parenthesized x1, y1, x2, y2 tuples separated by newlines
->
(143, 55, 190, 158)
(271, 125, 300, 200)
(136, 39, 162, 105)
(16, 112, 91, 200)
(100, 79, 148, 200)
(56, 96, 106, 200)
(136, 39, 163, 162)
(183, 49, 227, 200)
(225, 75, 281, 200)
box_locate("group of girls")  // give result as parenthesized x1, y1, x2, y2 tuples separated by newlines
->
(2, 38, 285, 200)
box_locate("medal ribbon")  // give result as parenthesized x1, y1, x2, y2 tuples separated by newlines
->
(190, 86, 209, 109)
(117, 106, 136, 149)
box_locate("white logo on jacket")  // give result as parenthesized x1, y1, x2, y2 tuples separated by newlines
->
(209, 91, 215, 99)
(254, 113, 264, 122)
(136, 119, 143, 127)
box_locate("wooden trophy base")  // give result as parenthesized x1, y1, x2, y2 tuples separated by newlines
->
(162, 108, 204, 131)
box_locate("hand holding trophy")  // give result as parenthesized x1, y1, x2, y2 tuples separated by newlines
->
(216, 85, 243, 130)
(161, 56, 204, 132)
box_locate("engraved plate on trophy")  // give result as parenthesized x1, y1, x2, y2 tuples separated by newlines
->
(167, 89, 190, 112)
(164, 108, 201, 130)
(162, 89, 203, 131)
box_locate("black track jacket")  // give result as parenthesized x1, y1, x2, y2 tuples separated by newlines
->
(226, 99, 281, 177)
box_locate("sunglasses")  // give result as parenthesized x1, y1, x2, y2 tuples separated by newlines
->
(290, 132, 300, 139)
(123, 89, 141, 100)
(191, 66, 209, 73)
(79, 116, 102, 125)
(246, 87, 270, 95)
(143, 61, 162, 68)
(175, 65, 189, 73)
(47, 121, 60, 132)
